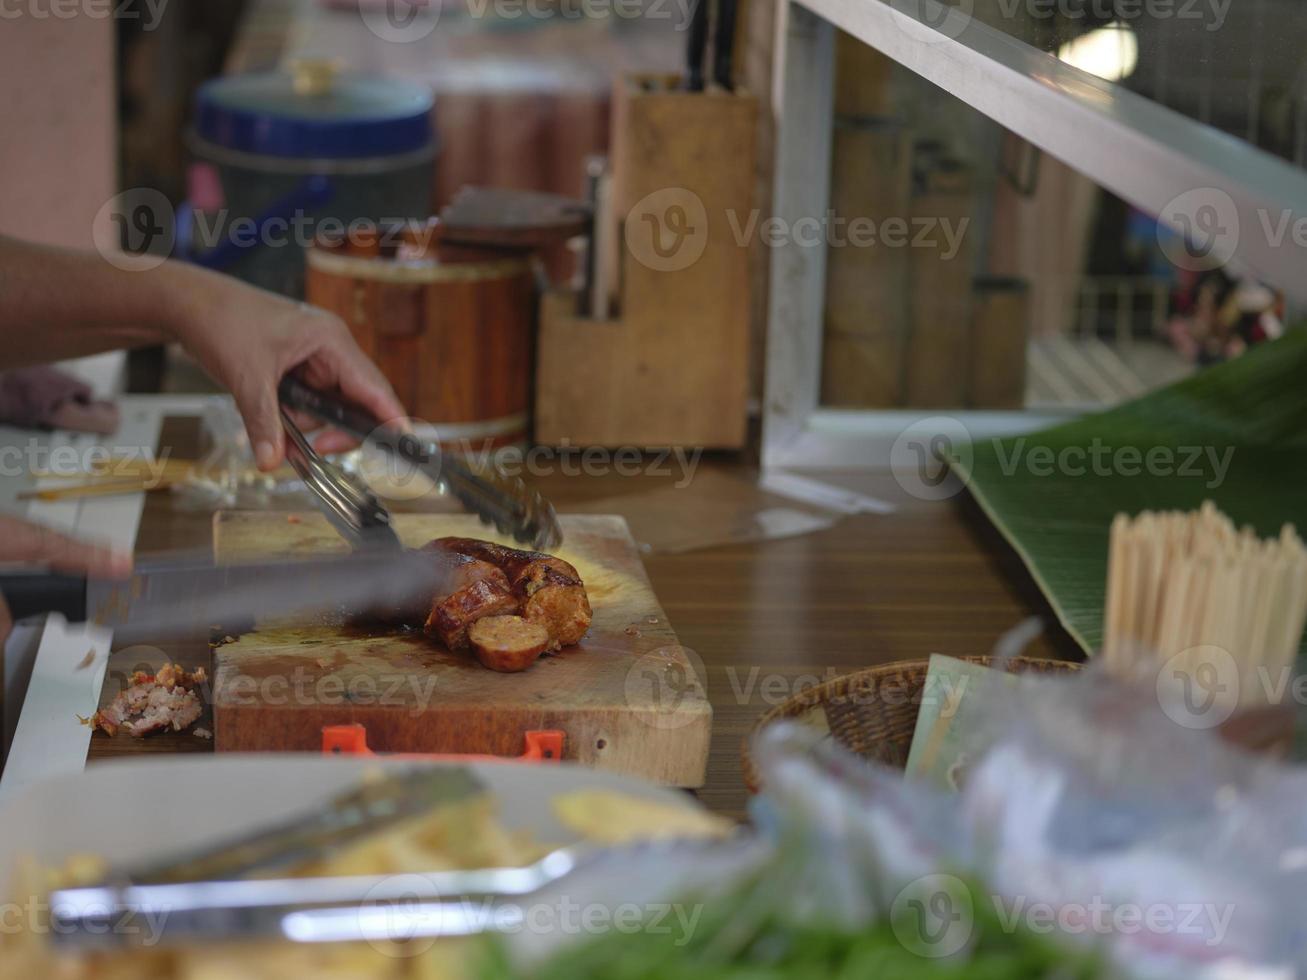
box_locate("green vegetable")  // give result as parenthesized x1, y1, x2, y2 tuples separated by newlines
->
(475, 876, 1106, 980)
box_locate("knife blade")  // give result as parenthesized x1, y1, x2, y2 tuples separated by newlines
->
(0, 549, 457, 638)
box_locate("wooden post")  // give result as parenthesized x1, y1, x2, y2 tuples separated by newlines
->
(821, 120, 912, 407)
(969, 277, 1030, 409)
(904, 163, 976, 408)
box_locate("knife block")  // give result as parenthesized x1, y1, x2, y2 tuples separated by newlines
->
(534, 76, 756, 449)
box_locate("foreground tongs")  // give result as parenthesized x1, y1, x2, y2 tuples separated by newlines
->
(49, 763, 762, 951)
(46, 769, 483, 946)
(279, 376, 562, 551)
(50, 831, 763, 950)
(109, 768, 488, 887)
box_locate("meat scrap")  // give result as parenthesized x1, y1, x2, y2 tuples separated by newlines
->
(81, 664, 207, 737)
(419, 538, 593, 665)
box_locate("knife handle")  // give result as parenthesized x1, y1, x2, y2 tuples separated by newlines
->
(0, 574, 89, 623)
(684, 0, 708, 92)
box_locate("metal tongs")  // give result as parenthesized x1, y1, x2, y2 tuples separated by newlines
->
(45, 763, 762, 949)
(278, 376, 562, 551)
(48, 836, 760, 949)
(280, 406, 402, 553)
(47, 767, 577, 948)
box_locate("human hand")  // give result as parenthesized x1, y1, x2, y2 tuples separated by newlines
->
(170, 270, 405, 471)
(0, 515, 131, 645)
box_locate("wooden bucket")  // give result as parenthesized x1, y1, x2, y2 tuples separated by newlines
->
(305, 220, 534, 452)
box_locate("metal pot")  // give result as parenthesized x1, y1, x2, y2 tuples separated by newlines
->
(183, 59, 437, 298)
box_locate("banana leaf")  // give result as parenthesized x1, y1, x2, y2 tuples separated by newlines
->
(954, 329, 1307, 657)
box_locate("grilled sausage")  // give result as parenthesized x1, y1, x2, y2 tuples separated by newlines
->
(429, 539, 582, 593)
(424, 559, 518, 651)
(420, 538, 593, 657)
(368, 550, 506, 627)
(522, 571, 593, 650)
(468, 616, 551, 672)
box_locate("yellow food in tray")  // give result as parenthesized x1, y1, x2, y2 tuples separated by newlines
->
(0, 790, 721, 979)
(553, 791, 734, 846)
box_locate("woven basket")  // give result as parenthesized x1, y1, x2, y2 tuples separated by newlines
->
(741, 656, 1083, 794)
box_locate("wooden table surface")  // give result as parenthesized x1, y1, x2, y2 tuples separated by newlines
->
(88, 418, 1081, 819)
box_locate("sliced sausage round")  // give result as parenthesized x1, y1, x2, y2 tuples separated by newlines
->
(469, 616, 552, 673)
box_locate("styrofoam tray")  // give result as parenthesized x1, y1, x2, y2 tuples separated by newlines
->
(0, 755, 704, 888)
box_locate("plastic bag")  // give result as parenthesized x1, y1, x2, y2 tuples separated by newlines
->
(172, 399, 305, 510)
(749, 663, 1307, 978)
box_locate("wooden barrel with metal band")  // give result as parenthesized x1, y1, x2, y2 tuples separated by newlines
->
(305, 220, 534, 452)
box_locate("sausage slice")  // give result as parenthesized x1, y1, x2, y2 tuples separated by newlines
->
(468, 616, 552, 673)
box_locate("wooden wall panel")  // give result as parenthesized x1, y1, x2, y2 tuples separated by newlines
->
(0, 12, 115, 248)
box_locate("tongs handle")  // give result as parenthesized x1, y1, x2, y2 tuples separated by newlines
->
(279, 375, 437, 470)
(280, 375, 563, 551)
(279, 375, 378, 444)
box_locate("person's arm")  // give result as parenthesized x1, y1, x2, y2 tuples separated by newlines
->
(0, 235, 404, 469)
(0, 236, 174, 362)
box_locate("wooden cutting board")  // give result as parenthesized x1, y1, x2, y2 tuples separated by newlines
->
(211, 513, 712, 787)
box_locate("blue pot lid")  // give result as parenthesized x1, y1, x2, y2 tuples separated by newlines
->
(194, 65, 434, 160)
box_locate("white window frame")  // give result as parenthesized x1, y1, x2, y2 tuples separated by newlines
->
(763, 0, 1307, 470)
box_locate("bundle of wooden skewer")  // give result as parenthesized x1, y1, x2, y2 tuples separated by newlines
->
(1104, 501, 1307, 709)
(22, 456, 301, 503)
(21, 457, 198, 502)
